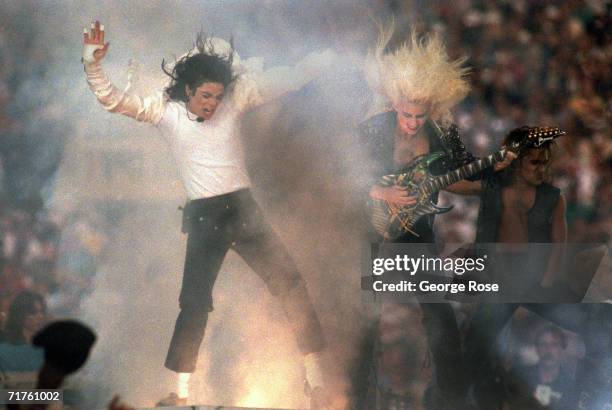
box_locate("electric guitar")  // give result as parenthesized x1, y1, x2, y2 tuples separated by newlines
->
(369, 126, 564, 240)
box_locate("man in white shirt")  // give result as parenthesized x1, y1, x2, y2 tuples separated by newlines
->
(82, 21, 328, 403)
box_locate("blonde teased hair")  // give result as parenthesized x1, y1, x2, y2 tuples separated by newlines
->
(365, 23, 470, 125)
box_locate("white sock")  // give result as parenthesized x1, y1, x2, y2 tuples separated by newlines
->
(304, 352, 325, 390)
(177, 372, 190, 399)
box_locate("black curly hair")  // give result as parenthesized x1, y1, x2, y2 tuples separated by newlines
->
(499, 126, 555, 184)
(162, 33, 238, 103)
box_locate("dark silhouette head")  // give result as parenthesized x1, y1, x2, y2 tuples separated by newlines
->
(33, 320, 96, 374)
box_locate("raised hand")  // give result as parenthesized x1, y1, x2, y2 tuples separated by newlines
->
(494, 149, 517, 172)
(82, 20, 109, 63)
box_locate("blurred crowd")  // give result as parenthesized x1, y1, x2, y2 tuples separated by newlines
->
(366, 1, 610, 408)
(373, 303, 590, 409)
(0, 0, 609, 409)
(0, 206, 107, 321)
(415, 0, 611, 244)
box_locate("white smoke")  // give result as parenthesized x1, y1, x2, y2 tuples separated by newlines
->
(29, 1, 382, 408)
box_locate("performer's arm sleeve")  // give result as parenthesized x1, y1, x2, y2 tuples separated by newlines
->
(438, 123, 483, 181)
(84, 61, 166, 124)
(237, 49, 337, 111)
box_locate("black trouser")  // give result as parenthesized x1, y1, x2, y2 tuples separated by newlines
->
(419, 302, 467, 405)
(351, 237, 466, 409)
(165, 189, 326, 373)
(350, 302, 466, 409)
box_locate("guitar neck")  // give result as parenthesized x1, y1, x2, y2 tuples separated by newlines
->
(429, 150, 506, 192)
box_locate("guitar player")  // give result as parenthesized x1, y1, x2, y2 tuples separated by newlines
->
(350, 26, 515, 409)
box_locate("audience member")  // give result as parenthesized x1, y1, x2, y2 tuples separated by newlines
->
(0, 291, 46, 373)
(504, 325, 576, 409)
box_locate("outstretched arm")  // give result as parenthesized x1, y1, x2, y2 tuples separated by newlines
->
(236, 49, 337, 111)
(83, 20, 166, 124)
(445, 150, 516, 195)
(446, 180, 482, 195)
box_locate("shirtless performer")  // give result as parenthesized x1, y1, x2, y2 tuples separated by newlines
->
(456, 126, 610, 409)
(453, 126, 573, 408)
(81, 20, 332, 404)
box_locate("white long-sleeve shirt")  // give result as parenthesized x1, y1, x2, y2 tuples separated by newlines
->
(158, 98, 250, 199)
(84, 49, 335, 199)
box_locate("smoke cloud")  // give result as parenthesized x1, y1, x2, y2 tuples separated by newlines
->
(0, 0, 386, 408)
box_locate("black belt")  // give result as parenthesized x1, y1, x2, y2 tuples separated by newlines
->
(183, 188, 251, 212)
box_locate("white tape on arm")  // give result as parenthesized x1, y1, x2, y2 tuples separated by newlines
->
(82, 43, 104, 64)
